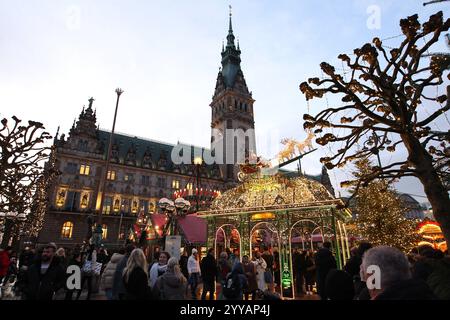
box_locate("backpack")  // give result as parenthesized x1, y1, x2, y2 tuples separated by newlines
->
(222, 273, 241, 299)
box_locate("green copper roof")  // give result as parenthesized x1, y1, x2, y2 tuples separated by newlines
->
(220, 12, 242, 88)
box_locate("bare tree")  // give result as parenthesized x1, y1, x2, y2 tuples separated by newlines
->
(299, 12, 450, 243)
(0, 116, 52, 247)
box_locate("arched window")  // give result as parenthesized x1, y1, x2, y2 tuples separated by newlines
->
(61, 221, 73, 239)
(102, 224, 108, 240)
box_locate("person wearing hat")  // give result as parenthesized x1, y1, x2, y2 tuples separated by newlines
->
(187, 249, 201, 299)
(22, 243, 66, 300)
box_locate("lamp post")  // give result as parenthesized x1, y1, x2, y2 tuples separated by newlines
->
(193, 156, 203, 212)
(364, 132, 383, 168)
(95, 88, 124, 247)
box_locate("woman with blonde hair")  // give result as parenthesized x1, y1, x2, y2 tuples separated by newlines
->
(122, 248, 153, 300)
(154, 257, 187, 300)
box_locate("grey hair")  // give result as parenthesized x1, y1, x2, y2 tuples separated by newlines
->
(361, 246, 411, 289)
(167, 257, 185, 282)
(219, 252, 228, 259)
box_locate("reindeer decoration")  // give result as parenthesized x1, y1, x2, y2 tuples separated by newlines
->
(277, 130, 315, 163)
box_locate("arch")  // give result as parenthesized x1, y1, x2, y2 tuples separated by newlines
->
(61, 221, 74, 239)
(214, 224, 242, 260)
(288, 219, 326, 298)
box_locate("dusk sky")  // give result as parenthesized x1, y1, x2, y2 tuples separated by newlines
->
(1, 0, 449, 203)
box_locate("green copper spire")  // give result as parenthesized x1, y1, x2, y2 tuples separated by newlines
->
(221, 5, 241, 88)
(226, 5, 235, 48)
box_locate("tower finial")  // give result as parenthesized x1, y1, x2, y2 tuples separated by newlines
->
(88, 97, 95, 109)
(228, 5, 233, 33)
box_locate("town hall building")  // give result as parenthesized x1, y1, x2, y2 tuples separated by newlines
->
(37, 13, 334, 248)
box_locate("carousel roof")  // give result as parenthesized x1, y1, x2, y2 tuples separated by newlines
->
(198, 174, 344, 216)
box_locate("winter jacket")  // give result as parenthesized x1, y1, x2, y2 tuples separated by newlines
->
(375, 278, 437, 300)
(262, 253, 274, 272)
(200, 254, 218, 282)
(149, 263, 168, 288)
(112, 254, 129, 300)
(23, 257, 66, 300)
(224, 263, 248, 300)
(218, 258, 231, 284)
(154, 270, 187, 300)
(187, 255, 200, 274)
(100, 253, 124, 290)
(314, 248, 337, 298)
(344, 255, 362, 278)
(243, 262, 258, 293)
(0, 250, 10, 277)
(425, 257, 450, 300)
(123, 267, 153, 300)
(179, 255, 189, 279)
(19, 250, 35, 270)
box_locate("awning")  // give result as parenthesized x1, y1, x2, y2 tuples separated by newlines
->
(150, 213, 169, 237)
(149, 213, 207, 245)
(177, 214, 207, 245)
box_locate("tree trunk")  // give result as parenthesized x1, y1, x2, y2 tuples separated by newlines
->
(402, 133, 450, 246)
(1, 219, 14, 248)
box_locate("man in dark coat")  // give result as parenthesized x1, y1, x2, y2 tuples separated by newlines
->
(314, 242, 337, 300)
(22, 243, 66, 300)
(344, 242, 372, 299)
(179, 249, 189, 280)
(200, 248, 218, 300)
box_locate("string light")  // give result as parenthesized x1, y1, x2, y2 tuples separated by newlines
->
(351, 159, 420, 252)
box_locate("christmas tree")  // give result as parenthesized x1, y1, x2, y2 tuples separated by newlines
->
(351, 159, 419, 252)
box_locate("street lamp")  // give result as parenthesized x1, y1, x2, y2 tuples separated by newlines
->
(193, 156, 203, 212)
(95, 88, 124, 248)
(363, 132, 383, 168)
(158, 197, 190, 237)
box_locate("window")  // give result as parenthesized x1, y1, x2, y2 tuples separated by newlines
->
(141, 175, 151, 186)
(102, 197, 112, 214)
(157, 177, 166, 188)
(66, 163, 78, 174)
(61, 221, 73, 239)
(121, 198, 130, 213)
(107, 170, 116, 180)
(124, 173, 134, 182)
(102, 224, 108, 240)
(139, 199, 149, 214)
(80, 164, 90, 175)
(186, 183, 193, 190)
(172, 180, 180, 189)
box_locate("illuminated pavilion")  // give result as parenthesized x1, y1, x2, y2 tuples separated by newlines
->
(197, 171, 352, 299)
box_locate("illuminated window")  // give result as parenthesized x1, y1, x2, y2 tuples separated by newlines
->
(61, 221, 73, 239)
(172, 180, 180, 189)
(107, 170, 116, 180)
(124, 173, 134, 182)
(102, 224, 108, 239)
(80, 164, 90, 175)
(186, 183, 193, 190)
(102, 197, 112, 214)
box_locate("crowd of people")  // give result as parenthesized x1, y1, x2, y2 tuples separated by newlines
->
(292, 241, 450, 300)
(0, 241, 449, 300)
